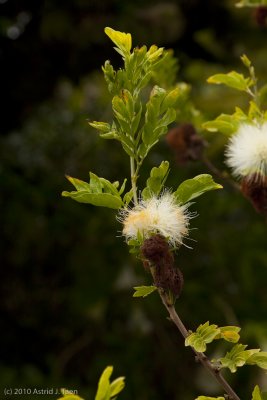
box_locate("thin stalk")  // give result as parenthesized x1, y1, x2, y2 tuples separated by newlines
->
(202, 156, 241, 191)
(158, 290, 240, 400)
(130, 157, 138, 205)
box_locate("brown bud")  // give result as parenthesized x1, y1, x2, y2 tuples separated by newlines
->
(254, 6, 267, 27)
(166, 123, 205, 165)
(241, 174, 267, 215)
(141, 234, 173, 267)
(141, 234, 183, 299)
(153, 265, 184, 299)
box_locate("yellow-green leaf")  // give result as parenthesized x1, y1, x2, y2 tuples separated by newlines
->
(174, 174, 222, 205)
(133, 286, 157, 298)
(216, 326, 241, 343)
(207, 71, 252, 91)
(105, 27, 132, 54)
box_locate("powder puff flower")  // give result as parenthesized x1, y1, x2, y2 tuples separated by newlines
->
(225, 122, 267, 181)
(119, 192, 192, 247)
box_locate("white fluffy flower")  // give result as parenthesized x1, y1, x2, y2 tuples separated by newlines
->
(225, 122, 267, 180)
(119, 192, 192, 247)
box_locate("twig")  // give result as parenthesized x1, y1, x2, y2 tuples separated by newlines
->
(202, 156, 241, 192)
(158, 289, 240, 400)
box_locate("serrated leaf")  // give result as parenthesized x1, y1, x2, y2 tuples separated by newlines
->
(185, 322, 220, 353)
(174, 174, 222, 205)
(142, 161, 169, 200)
(133, 286, 157, 298)
(207, 71, 252, 91)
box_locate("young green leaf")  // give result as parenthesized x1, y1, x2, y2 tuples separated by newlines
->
(109, 377, 125, 398)
(247, 351, 267, 370)
(207, 71, 252, 92)
(236, 0, 267, 7)
(195, 397, 225, 400)
(95, 366, 113, 400)
(142, 161, 169, 200)
(133, 286, 157, 298)
(216, 326, 241, 343)
(58, 390, 84, 400)
(104, 27, 132, 57)
(219, 344, 260, 373)
(202, 114, 239, 136)
(251, 386, 267, 400)
(62, 174, 124, 209)
(174, 174, 222, 205)
(185, 322, 220, 353)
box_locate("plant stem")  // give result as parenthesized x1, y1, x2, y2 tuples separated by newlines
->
(130, 157, 138, 205)
(158, 290, 240, 400)
(202, 155, 240, 192)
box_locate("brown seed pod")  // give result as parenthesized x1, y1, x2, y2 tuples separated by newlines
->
(254, 6, 267, 27)
(141, 234, 184, 298)
(166, 123, 205, 165)
(241, 174, 267, 215)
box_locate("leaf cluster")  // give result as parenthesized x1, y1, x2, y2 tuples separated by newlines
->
(95, 366, 125, 400)
(62, 173, 127, 209)
(185, 321, 267, 374)
(185, 321, 241, 353)
(203, 55, 267, 135)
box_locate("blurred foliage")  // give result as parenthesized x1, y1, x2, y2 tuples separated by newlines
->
(1, 0, 267, 399)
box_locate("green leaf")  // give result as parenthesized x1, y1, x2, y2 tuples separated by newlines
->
(133, 286, 157, 298)
(207, 71, 252, 91)
(185, 322, 220, 352)
(142, 161, 170, 200)
(259, 84, 267, 105)
(62, 191, 123, 209)
(62, 173, 124, 209)
(174, 174, 222, 205)
(247, 351, 267, 369)
(95, 366, 113, 400)
(236, 0, 267, 8)
(202, 114, 239, 136)
(252, 386, 263, 400)
(248, 100, 262, 120)
(89, 121, 111, 132)
(104, 27, 132, 56)
(195, 397, 225, 400)
(161, 86, 182, 111)
(216, 326, 241, 343)
(219, 344, 260, 373)
(110, 377, 125, 398)
(147, 44, 164, 62)
(65, 176, 91, 191)
(58, 390, 84, 400)
(240, 54, 252, 68)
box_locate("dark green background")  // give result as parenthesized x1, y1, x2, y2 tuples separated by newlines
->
(1, 1, 267, 399)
